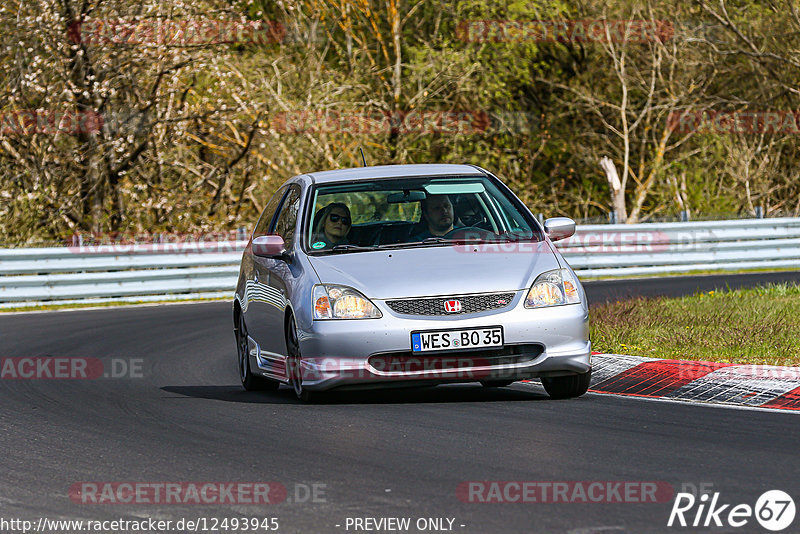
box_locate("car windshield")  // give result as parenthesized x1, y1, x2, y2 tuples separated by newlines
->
(305, 175, 544, 253)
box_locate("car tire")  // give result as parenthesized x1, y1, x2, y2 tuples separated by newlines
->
(285, 315, 317, 402)
(236, 312, 279, 391)
(541, 370, 591, 399)
(480, 380, 514, 388)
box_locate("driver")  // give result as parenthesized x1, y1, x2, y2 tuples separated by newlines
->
(412, 194, 461, 240)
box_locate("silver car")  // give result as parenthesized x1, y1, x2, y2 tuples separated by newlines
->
(233, 164, 591, 401)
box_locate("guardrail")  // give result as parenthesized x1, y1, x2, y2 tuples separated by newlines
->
(0, 242, 246, 308)
(557, 217, 800, 277)
(1, 217, 799, 308)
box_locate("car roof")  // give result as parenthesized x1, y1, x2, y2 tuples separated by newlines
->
(305, 164, 487, 184)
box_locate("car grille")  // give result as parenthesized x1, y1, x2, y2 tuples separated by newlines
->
(385, 292, 515, 316)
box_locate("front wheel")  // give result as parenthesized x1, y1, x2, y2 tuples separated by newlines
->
(541, 370, 591, 399)
(285, 316, 317, 402)
(236, 312, 278, 391)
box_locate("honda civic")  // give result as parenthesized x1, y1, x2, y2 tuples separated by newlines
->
(233, 164, 591, 401)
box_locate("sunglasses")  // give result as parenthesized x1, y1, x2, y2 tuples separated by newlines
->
(328, 213, 351, 225)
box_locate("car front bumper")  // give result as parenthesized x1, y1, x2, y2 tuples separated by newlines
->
(295, 291, 591, 391)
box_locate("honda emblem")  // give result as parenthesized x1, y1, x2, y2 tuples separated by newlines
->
(444, 299, 462, 313)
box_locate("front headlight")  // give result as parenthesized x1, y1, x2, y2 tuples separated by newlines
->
(524, 268, 581, 308)
(312, 284, 382, 319)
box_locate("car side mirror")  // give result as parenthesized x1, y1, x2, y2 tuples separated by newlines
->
(543, 217, 576, 242)
(252, 235, 287, 259)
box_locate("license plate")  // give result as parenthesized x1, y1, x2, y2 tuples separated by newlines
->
(411, 326, 503, 353)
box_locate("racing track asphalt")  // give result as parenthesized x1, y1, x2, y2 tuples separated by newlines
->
(1, 272, 799, 534)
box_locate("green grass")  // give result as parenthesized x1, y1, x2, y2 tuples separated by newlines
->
(0, 297, 229, 313)
(582, 266, 800, 281)
(590, 283, 800, 366)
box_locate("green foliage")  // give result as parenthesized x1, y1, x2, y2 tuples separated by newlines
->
(1, 0, 799, 244)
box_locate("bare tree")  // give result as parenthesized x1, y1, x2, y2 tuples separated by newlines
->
(538, 2, 716, 222)
(0, 0, 269, 239)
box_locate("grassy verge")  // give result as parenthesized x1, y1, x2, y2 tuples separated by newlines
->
(581, 266, 800, 281)
(0, 297, 229, 313)
(590, 283, 800, 366)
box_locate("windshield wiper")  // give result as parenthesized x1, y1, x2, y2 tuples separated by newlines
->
(374, 238, 452, 249)
(421, 237, 494, 245)
(327, 244, 377, 253)
(375, 237, 489, 249)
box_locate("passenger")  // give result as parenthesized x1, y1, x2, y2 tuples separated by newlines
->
(412, 194, 461, 240)
(454, 196, 486, 227)
(311, 202, 352, 249)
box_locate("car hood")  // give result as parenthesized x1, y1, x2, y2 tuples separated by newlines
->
(306, 241, 561, 299)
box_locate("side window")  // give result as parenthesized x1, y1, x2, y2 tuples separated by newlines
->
(271, 185, 301, 250)
(253, 186, 287, 238)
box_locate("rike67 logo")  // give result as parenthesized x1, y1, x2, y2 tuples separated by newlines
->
(668, 490, 796, 531)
